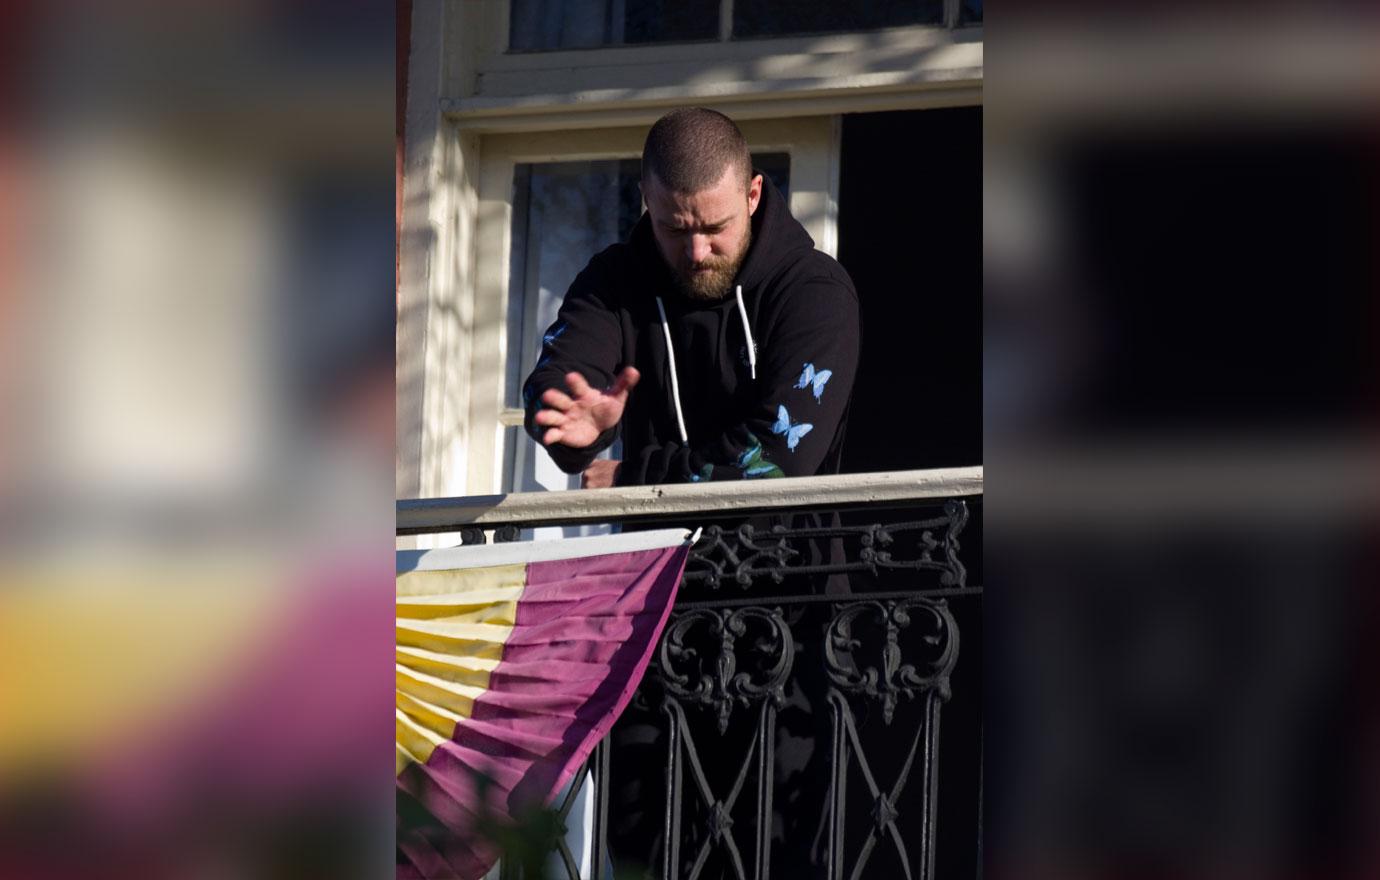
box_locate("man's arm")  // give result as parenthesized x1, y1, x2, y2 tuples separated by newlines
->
(618, 278, 860, 485)
(521, 261, 627, 475)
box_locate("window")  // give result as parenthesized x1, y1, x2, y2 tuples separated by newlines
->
(734, 0, 943, 38)
(501, 153, 790, 494)
(460, 122, 831, 501)
(508, 0, 969, 51)
(509, 0, 718, 51)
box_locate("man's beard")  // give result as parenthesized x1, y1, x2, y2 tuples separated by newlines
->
(671, 226, 751, 302)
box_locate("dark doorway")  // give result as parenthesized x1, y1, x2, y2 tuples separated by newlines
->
(835, 107, 984, 880)
(837, 107, 983, 472)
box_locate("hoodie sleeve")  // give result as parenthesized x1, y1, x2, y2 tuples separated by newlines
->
(521, 261, 625, 475)
(617, 277, 860, 486)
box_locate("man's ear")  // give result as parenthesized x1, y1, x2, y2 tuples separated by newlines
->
(747, 173, 764, 216)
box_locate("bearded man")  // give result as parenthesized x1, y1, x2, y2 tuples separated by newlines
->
(522, 106, 861, 489)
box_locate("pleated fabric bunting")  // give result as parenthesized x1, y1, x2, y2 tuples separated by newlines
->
(395, 528, 693, 879)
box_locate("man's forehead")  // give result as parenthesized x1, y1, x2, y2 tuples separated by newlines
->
(644, 171, 746, 221)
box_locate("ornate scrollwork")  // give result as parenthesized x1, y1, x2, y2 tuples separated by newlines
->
(658, 606, 795, 733)
(683, 524, 800, 590)
(681, 501, 970, 591)
(825, 598, 959, 724)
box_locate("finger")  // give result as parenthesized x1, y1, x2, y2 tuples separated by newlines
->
(565, 371, 594, 399)
(541, 388, 575, 410)
(542, 427, 564, 446)
(533, 408, 566, 427)
(610, 365, 641, 397)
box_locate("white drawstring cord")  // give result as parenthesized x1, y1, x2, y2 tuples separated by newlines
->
(655, 296, 690, 444)
(734, 284, 757, 380)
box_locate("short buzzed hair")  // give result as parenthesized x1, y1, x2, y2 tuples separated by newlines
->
(641, 107, 752, 194)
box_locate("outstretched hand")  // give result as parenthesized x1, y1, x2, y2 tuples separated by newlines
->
(534, 367, 640, 449)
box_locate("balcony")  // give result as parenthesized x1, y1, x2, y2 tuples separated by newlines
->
(398, 467, 983, 880)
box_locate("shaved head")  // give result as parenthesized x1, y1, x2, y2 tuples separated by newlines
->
(641, 107, 752, 195)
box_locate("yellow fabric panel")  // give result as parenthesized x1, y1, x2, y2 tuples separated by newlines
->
(396, 644, 499, 689)
(395, 708, 446, 772)
(396, 564, 525, 598)
(396, 664, 486, 718)
(396, 589, 522, 622)
(395, 620, 514, 658)
(395, 563, 526, 775)
(396, 743, 421, 777)
(396, 690, 466, 741)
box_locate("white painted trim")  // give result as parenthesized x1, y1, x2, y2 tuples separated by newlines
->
(398, 466, 984, 533)
(824, 114, 842, 259)
(466, 149, 517, 495)
(458, 67, 983, 114)
(479, 17, 978, 73)
(399, 0, 461, 502)
(444, 84, 983, 134)
(451, 3, 982, 133)
(397, 526, 693, 572)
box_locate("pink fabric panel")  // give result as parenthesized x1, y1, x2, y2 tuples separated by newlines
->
(397, 541, 688, 879)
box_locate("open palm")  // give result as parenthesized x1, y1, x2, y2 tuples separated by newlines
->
(534, 367, 640, 449)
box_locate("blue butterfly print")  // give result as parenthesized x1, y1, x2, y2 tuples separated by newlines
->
(736, 434, 785, 478)
(542, 322, 568, 347)
(795, 362, 832, 403)
(771, 404, 813, 452)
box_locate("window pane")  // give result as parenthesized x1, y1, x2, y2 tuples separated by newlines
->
(622, 0, 720, 45)
(733, 0, 942, 39)
(505, 159, 640, 412)
(754, 152, 791, 202)
(960, 0, 983, 25)
(509, 0, 718, 51)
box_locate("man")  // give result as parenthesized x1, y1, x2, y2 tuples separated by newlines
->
(522, 107, 860, 489)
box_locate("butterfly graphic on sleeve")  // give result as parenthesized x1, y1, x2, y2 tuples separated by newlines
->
(771, 405, 813, 452)
(736, 435, 785, 478)
(542, 323, 568, 347)
(795, 362, 832, 403)
(534, 323, 568, 369)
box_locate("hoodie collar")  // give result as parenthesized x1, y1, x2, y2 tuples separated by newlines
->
(735, 170, 814, 291)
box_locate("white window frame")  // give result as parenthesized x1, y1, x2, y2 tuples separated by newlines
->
(466, 117, 840, 496)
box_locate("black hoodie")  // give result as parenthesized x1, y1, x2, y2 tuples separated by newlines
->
(522, 172, 860, 487)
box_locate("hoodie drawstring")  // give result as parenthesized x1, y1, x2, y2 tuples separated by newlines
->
(655, 296, 690, 444)
(734, 284, 757, 380)
(656, 284, 757, 447)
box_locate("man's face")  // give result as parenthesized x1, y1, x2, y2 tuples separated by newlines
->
(642, 165, 763, 302)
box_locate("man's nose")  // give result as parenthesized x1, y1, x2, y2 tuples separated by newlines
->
(687, 235, 712, 265)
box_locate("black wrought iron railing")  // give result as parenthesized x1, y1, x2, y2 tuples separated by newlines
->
(397, 467, 983, 880)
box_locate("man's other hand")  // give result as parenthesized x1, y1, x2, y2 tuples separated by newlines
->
(581, 459, 620, 489)
(534, 367, 640, 449)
